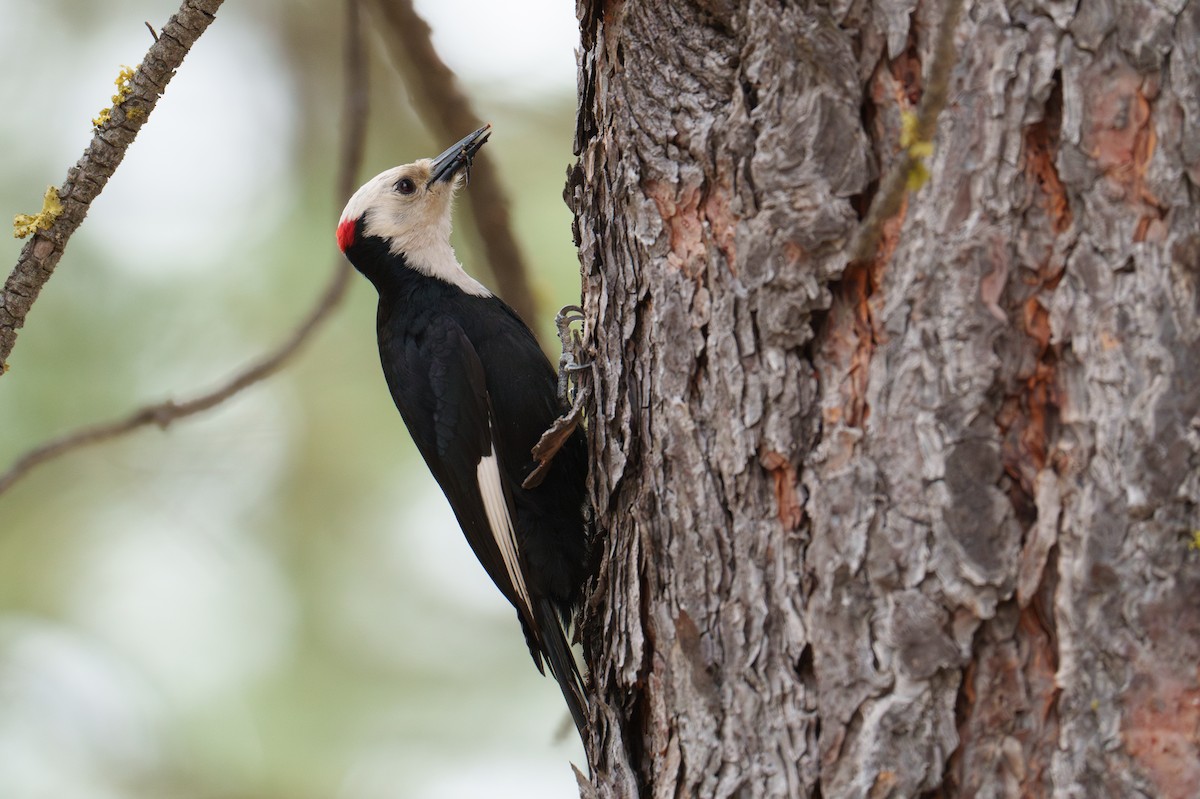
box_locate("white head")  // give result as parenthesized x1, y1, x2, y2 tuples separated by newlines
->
(337, 125, 492, 297)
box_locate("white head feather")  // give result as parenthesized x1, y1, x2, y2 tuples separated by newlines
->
(339, 161, 491, 297)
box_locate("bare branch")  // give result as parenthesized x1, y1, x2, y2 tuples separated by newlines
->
(0, 0, 371, 497)
(339, 0, 371, 200)
(0, 264, 342, 497)
(365, 0, 540, 329)
(1, 0, 225, 373)
(848, 0, 965, 264)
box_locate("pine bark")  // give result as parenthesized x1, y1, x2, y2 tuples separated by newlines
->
(568, 1, 1200, 797)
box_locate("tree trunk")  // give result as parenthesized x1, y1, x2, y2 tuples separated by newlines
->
(568, 0, 1200, 797)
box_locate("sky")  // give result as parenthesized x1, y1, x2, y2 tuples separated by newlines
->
(417, 0, 578, 94)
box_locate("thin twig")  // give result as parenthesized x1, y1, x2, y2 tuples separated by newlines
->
(337, 0, 371, 203)
(365, 0, 540, 329)
(1, 0, 225, 373)
(848, 0, 965, 264)
(0, 0, 371, 497)
(0, 266, 342, 496)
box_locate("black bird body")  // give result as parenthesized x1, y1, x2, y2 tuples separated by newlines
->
(366, 238, 588, 620)
(336, 126, 589, 734)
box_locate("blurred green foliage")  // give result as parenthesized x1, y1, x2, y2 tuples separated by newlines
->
(0, 1, 586, 796)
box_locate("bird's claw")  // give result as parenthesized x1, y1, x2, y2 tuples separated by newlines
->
(554, 305, 591, 408)
(556, 304, 584, 324)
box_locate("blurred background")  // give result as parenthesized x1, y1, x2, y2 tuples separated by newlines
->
(0, 0, 585, 796)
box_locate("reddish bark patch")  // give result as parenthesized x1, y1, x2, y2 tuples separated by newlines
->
(601, 0, 626, 35)
(996, 331, 1059, 501)
(1024, 113, 1073, 235)
(644, 180, 707, 277)
(1122, 670, 1200, 796)
(1023, 295, 1052, 350)
(890, 26, 923, 106)
(869, 770, 900, 798)
(843, 264, 876, 429)
(1025, 366, 1056, 474)
(822, 203, 902, 430)
(950, 602, 1060, 796)
(995, 81, 1070, 523)
(997, 295, 1060, 497)
(761, 449, 804, 530)
(644, 175, 738, 277)
(1122, 591, 1200, 798)
(1017, 602, 1059, 738)
(1088, 71, 1151, 174)
(1083, 69, 1166, 242)
(702, 175, 737, 269)
(1019, 299, 1057, 477)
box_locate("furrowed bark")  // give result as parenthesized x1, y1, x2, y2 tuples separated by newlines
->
(571, 0, 1200, 796)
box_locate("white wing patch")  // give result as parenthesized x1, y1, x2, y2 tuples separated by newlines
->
(476, 451, 532, 614)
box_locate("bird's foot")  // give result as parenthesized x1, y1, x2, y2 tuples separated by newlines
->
(523, 384, 589, 490)
(554, 304, 591, 407)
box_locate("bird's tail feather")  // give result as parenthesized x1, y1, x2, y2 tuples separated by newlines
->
(534, 597, 588, 739)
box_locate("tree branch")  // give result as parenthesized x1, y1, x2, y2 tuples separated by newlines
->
(1, 0, 225, 373)
(365, 0, 540, 328)
(0, 0, 371, 498)
(848, 0, 965, 264)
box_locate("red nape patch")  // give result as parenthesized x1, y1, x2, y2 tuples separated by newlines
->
(336, 218, 357, 252)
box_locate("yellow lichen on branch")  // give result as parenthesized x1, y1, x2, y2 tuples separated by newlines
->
(13, 186, 63, 239)
(900, 110, 934, 190)
(92, 64, 139, 128)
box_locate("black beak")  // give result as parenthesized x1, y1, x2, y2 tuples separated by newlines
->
(427, 124, 492, 188)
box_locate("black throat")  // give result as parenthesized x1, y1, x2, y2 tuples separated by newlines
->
(344, 224, 482, 327)
(343, 221, 418, 296)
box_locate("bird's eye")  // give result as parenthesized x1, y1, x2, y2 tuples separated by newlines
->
(396, 178, 416, 195)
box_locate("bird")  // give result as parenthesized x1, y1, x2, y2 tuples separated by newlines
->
(336, 124, 590, 736)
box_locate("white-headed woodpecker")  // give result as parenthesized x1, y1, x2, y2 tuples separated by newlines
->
(336, 125, 589, 735)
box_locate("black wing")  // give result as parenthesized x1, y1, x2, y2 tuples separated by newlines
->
(379, 313, 534, 626)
